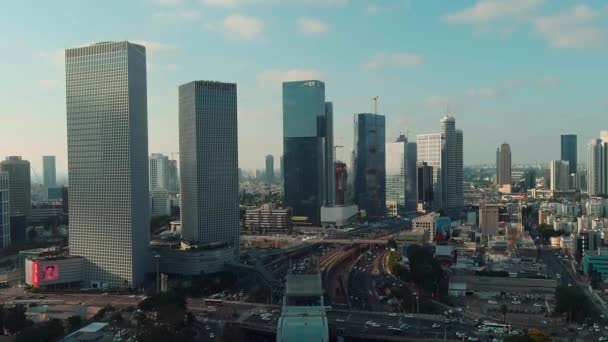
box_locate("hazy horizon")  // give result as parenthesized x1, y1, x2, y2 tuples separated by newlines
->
(1, 0, 607, 175)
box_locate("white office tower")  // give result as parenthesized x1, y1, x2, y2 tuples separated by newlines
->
(179, 81, 239, 257)
(386, 136, 407, 216)
(66, 42, 150, 289)
(417, 133, 444, 210)
(588, 134, 608, 196)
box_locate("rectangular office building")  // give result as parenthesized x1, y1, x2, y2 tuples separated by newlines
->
(66, 41, 150, 289)
(179, 81, 239, 255)
(354, 113, 386, 218)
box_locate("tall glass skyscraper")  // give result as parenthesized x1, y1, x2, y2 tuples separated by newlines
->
(588, 135, 608, 196)
(405, 141, 417, 212)
(354, 113, 386, 218)
(282, 80, 327, 225)
(66, 41, 150, 289)
(42, 156, 56, 188)
(441, 116, 464, 216)
(149, 153, 170, 191)
(496, 143, 511, 186)
(386, 136, 406, 215)
(0, 172, 9, 248)
(265, 155, 274, 183)
(561, 134, 577, 175)
(0, 156, 31, 218)
(179, 81, 239, 255)
(324, 102, 334, 207)
(416, 133, 444, 210)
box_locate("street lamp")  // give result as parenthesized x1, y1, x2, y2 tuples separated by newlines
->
(155, 254, 161, 294)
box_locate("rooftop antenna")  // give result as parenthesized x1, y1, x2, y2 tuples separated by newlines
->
(373, 96, 378, 115)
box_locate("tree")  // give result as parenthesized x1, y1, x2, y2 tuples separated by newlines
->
(554, 285, 590, 322)
(406, 244, 444, 296)
(15, 319, 64, 342)
(66, 315, 83, 332)
(526, 328, 552, 342)
(4, 305, 30, 334)
(500, 304, 508, 323)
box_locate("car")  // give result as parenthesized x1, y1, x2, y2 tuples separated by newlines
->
(209, 333, 214, 338)
(456, 332, 466, 338)
(599, 337, 607, 342)
(404, 313, 414, 318)
(205, 326, 210, 330)
(388, 313, 397, 317)
(488, 300, 498, 305)
(594, 323, 600, 329)
(576, 326, 583, 331)
(467, 337, 479, 341)
(432, 323, 441, 329)
(455, 307, 463, 312)
(534, 303, 543, 307)
(512, 301, 521, 305)
(336, 318, 345, 323)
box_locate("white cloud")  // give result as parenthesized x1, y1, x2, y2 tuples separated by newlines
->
(366, 3, 380, 15)
(534, 5, 608, 49)
(153, 9, 200, 22)
(365, 53, 424, 69)
(466, 87, 498, 98)
(297, 17, 329, 34)
(443, 0, 544, 24)
(37, 79, 60, 90)
(536, 76, 560, 87)
(202, 0, 348, 7)
(210, 15, 264, 40)
(256, 69, 325, 88)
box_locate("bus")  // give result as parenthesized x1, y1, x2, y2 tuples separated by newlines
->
(481, 321, 510, 334)
(204, 299, 223, 307)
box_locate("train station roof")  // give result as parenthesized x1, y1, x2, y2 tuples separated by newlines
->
(285, 274, 322, 297)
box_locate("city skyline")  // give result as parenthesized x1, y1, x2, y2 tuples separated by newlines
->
(2, 1, 607, 174)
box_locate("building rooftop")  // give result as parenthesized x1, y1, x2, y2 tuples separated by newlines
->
(277, 315, 328, 342)
(285, 274, 323, 297)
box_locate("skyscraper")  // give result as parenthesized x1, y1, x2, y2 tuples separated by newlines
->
(334, 161, 347, 206)
(0, 172, 9, 248)
(523, 168, 537, 191)
(588, 135, 608, 196)
(179, 81, 239, 255)
(280, 155, 284, 182)
(417, 133, 444, 210)
(265, 155, 274, 184)
(42, 156, 56, 187)
(149, 153, 170, 191)
(386, 136, 406, 215)
(496, 143, 511, 186)
(167, 159, 179, 193)
(417, 162, 433, 208)
(0, 156, 31, 218)
(282, 80, 326, 225)
(550, 160, 570, 191)
(405, 141, 417, 212)
(561, 134, 577, 175)
(354, 113, 386, 218)
(441, 116, 464, 216)
(66, 41, 149, 288)
(325, 102, 334, 207)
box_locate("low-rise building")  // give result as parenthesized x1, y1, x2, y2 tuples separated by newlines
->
(320, 205, 358, 229)
(60, 322, 114, 342)
(24, 255, 84, 289)
(245, 203, 293, 234)
(449, 276, 557, 299)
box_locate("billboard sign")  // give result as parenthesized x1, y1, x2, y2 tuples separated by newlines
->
(32, 261, 40, 286)
(42, 264, 59, 281)
(434, 216, 452, 241)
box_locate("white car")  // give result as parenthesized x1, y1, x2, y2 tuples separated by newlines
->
(432, 323, 441, 328)
(388, 313, 397, 317)
(336, 318, 345, 323)
(534, 303, 543, 307)
(209, 333, 215, 338)
(488, 300, 498, 305)
(467, 337, 479, 341)
(512, 301, 521, 305)
(598, 337, 607, 342)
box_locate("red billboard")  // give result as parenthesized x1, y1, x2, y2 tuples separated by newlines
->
(32, 261, 40, 287)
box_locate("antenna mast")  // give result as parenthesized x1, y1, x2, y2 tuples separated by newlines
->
(373, 96, 378, 115)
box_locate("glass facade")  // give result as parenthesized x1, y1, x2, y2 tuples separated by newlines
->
(0, 172, 9, 248)
(265, 155, 274, 183)
(66, 41, 149, 289)
(178, 81, 239, 256)
(283, 80, 326, 225)
(406, 142, 418, 212)
(42, 156, 56, 188)
(416, 133, 444, 210)
(386, 140, 406, 214)
(0, 156, 31, 218)
(561, 134, 577, 175)
(354, 113, 386, 218)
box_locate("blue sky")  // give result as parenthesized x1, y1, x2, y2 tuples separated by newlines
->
(1, 0, 607, 177)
